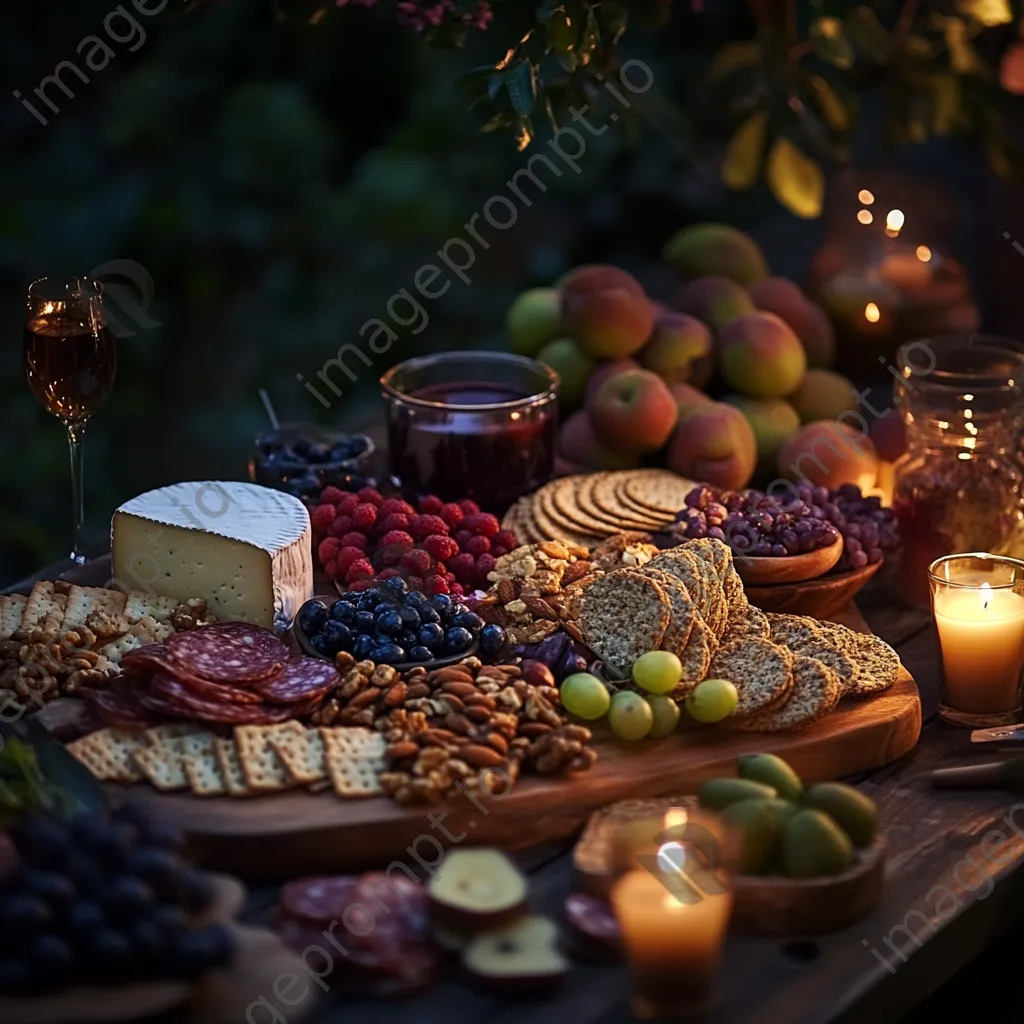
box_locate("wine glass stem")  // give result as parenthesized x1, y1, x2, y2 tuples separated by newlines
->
(67, 423, 87, 565)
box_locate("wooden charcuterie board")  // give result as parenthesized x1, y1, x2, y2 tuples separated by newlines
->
(120, 604, 920, 881)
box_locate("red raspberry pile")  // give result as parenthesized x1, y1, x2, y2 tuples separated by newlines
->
(310, 487, 519, 597)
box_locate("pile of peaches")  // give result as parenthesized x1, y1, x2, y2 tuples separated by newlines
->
(506, 223, 901, 493)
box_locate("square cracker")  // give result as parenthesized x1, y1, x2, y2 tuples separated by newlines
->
(132, 743, 188, 791)
(62, 586, 127, 629)
(320, 728, 385, 798)
(214, 737, 250, 797)
(20, 581, 67, 635)
(235, 722, 305, 793)
(0, 595, 27, 640)
(67, 728, 146, 783)
(100, 617, 172, 665)
(125, 592, 180, 624)
(269, 727, 326, 785)
(181, 733, 227, 796)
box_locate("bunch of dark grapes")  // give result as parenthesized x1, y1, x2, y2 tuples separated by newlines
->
(0, 806, 233, 996)
(665, 483, 898, 571)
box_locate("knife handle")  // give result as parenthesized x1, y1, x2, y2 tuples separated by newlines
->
(929, 762, 1008, 789)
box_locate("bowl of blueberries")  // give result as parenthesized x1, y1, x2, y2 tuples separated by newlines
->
(249, 423, 375, 501)
(294, 577, 507, 670)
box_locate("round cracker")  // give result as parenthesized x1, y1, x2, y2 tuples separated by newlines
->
(710, 637, 794, 718)
(549, 475, 622, 536)
(592, 473, 667, 529)
(576, 474, 660, 532)
(729, 655, 841, 732)
(622, 470, 696, 516)
(532, 483, 603, 546)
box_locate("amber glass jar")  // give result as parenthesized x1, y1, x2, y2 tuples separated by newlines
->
(892, 335, 1024, 607)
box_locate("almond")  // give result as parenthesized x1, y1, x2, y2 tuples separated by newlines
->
(485, 732, 509, 755)
(464, 693, 496, 711)
(438, 693, 465, 714)
(521, 596, 559, 620)
(465, 705, 493, 724)
(429, 666, 475, 685)
(405, 682, 431, 700)
(384, 741, 419, 761)
(444, 713, 473, 736)
(440, 680, 478, 699)
(348, 687, 382, 709)
(459, 743, 505, 768)
(420, 728, 457, 745)
(518, 721, 554, 738)
(539, 540, 570, 560)
(383, 681, 408, 708)
(497, 578, 517, 604)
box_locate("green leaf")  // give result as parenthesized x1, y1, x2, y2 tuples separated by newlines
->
(577, 8, 600, 68)
(944, 18, 981, 74)
(846, 6, 891, 64)
(766, 136, 824, 219)
(513, 115, 535, 151)
(548, 8, 575, 53)
(810, 17, 855, 70)
(807, 75, 852, 130)
(709, 42, 760, 82)
(506, 61, 537, 117)
(722, 110, 767, 190)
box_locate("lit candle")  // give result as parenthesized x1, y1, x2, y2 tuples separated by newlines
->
(611, 863, 733, 1018)
(930, 554, 1024, 726)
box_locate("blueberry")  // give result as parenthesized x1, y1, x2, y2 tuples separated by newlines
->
(417, 622, 444, 649)
(419, 605, 441, 625)
(479, 623, 506, 656)
(66, 900, 105, 938)
(452, 611, 484, 632)
(328, 600, 356, 625)
(355, 610, 376, 633)
(20, 868, 75, 910)
(103, 876, 156, 922)
(398, 629, 419, 649)
(298, 600, 328, 636)
(0, 894, 51, 932)
(370, 644, 406, 665)
(319, 620, 352, 654)
(407, 646, 433, 662)
(441, 626, 474, 655)
(167, 930, 213, 980)
(177, 869, 216, 914)
(292, 438, 313, 459)
(384, 576, 408, 597)
(88, 928, 131, 972)
(130, 918, 167, 958)
(360, 588, 386, 610)
(404, 591, 428, 609)
(329, 442, 355, 463)
(150, 904, 189, 938)
(340, 590, 361, 603)
(449, 603, 470, 619)
(430, 594, 453, 615)
(199, 923, 234, 968)
(306, 442, 332, 464)
(308, 635, 332, 658)
(352, 634, 374, 659)
(372, 632, 393, 647)
(376, 610, 403, 636)
(398, 606, 421, 630)
(27, 933, 73, 977)
(9, 817, 69, 869)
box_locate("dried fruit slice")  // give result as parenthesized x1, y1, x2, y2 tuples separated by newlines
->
(462, 915, 569, 993)
(428, 848, 528, 932)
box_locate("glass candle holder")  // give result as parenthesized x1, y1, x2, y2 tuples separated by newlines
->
(929, 553, 1024, 727)
(892, 335, 1024, 608)
(608, 810, 732, 1019)
(380, 351, 558, 513)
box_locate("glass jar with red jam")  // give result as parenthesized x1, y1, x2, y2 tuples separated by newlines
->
(381, 351, 558, 514)
(892, 335, 1024, 607)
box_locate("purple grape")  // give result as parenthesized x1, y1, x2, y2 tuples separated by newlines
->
(706, 502, 727, 521)
(687, 521, 708, 539)
(850, 550, 869, 568)
(812, 486, 829, 505)
(754, 539, 773, 556)
(708, 526, 726, 542)
(770, 543, 788, 557)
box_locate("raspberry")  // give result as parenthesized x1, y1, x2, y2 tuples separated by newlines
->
(492, 545, 508, 558)
(475, 553, 497, 579)
(401, 548, 434, 576)
(379, 530, 414, 548)
(454, 529, 473, 550)
(353, 503, 378, 530)
(380, 498, 415, 517)
(494, 530, 518, 552)
(337, 546, 365, 573)
(376, 567, 403, 580)
(423, 574, 450, 596)
(423, 534, 460, 561)
(357, 487, 383, 506)
(418, 495, 443, 514)
(466, 535, 491, 557)
(311, 504, 336, 531)
(439, 503, 463, 528)
(327, 514, 353, 537)
(317, 537, 341, 565)
(450, 582, 464, 596)
(347, 579, 371, 592)
(408, 514, 449, 540)
(320, 486, 348, 505)
(324, 559, 339, 578)
(407, 576, 425, 593)
(448, 552, 476, 582)
(464, 512, 500, 537)
(346, 558, 375, 581)
(380, 513, 410, 534)
(338, 532, 367, 550)
(338, 494, 360, 517)
(458, 500, 480, 516)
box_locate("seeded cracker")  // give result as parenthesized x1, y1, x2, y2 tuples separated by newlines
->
(621, 470, 696, 517)
(269, 727, 327, 785)
(709, 637, 793, 718)
(723, 604, 771, 643)
(235, 722, 305, 792)
(676, 613, 712, 693)
(533, 483, 603, 546)
(592, 473, 666, 530)
(637, 567, 695, 657)
(214, 736, 251, 796)
(320, 728, 386, 797)
(181, 733, 227, 797)
(810, 620, 900, 697)
(579, 568, 671, 678)
(766, 613, 856, 693)
(731, 655, 841, 732)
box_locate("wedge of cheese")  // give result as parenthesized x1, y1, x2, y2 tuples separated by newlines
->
(111, 481, 313, 632)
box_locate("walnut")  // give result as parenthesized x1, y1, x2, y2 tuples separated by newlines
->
(84, 609, 124, 638)
(12, 663, 58, 706)
(56, 627, 98, 658)
(20, 642, 63, 675)
(310, 699, 341, 726)
(64, 667, 111, 695)
(488, 547, 538, 581)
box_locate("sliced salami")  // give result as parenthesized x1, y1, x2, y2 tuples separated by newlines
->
(256, 657, 340, 705)
(123, 644, 264, 704)
(280, 876, 362, 924)
(167, 622, 287, 683)
(146, 673, 300, 725)
(77, 687, 157, 730)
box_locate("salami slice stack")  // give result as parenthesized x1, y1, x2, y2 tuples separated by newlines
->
(82, 622, 338, 729)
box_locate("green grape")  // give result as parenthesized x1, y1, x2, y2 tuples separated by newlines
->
(646, 695, 681, 739)
(631, 651, 683, 695)
(608, 691, 654, 741)
(560, 673, 611, 720)
(685, 678, 739, 724)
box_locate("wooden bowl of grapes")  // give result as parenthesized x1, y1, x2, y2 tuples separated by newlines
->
(743, 558, 884, 619)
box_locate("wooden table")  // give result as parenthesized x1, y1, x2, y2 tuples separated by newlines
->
(235, 578, 1024, 1024)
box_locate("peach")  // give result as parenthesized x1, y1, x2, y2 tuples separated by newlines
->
(639, 310, 712, 383)
(725, 395, 801, 469)
(671, 381, 714, 416)
(562, 276, 655, 360)
(749, 277, 836, 369)
(665, 402, 757, 490)
(558, 410, 640, 471)
(776, 420, 879, 491)
(560, 264, 646, 299)
(662, 224, 769, 285)
(585, 358, 641, 409)
(674, 276, 754, 333)
(505, 288, 562, 356)
(718, 312, 807, 398)
(787, 369, 857, 423)
(589, 369, 679, 455)
(537, 338, 594, 411)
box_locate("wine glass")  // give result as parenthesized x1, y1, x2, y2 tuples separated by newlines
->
(23, 277, 116, 565)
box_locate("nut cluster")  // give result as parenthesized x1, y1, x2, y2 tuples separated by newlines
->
(476, 541, 599, 645)
(311, 651, 597, 805)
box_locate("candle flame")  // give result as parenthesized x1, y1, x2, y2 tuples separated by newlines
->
(886, 209, 905, 232)
(981, 581, 992, 611)
(864, 302, 881, 323)
(857, 209, 874, 225)
(858, 189, 875, 204)
(916, 245, 932, 262)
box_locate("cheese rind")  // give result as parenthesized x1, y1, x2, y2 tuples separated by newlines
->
(111, 481, 312, 632)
